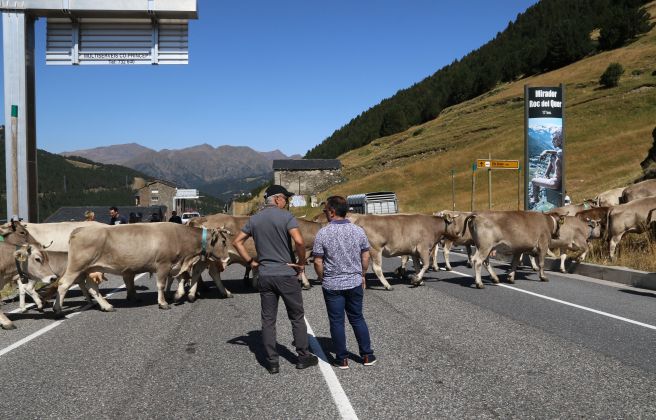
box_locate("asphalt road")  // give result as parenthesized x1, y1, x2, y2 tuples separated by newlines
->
(1, 252, 655, 419)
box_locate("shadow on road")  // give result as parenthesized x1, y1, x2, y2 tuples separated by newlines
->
(227, 330, 298, 368)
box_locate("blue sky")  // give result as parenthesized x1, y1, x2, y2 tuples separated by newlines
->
(1, 0, 538, 157)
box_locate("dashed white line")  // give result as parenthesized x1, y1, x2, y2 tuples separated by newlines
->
(305, 317, 359, 420)
(450, 269, 656, 331)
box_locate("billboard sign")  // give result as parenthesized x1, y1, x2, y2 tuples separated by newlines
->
(46, 18, 189, 65)
(175, 189, 198, 199)
(525, 85, 565, 211)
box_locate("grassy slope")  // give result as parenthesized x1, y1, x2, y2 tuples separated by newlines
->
(317, 2, 656, 217)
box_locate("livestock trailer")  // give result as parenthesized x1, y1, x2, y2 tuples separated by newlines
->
(347, 192, 398, 214)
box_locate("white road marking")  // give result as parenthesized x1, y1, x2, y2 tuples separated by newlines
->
(305, 317, 359, 420)
(0, 274, 147, 357)
(450, 270, 656, 331)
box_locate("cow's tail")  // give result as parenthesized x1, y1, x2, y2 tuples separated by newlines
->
(461, 214, 477, 238)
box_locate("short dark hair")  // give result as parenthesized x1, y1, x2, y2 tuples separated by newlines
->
(109, 206, 119, 212)
(325, 196, 349, 217)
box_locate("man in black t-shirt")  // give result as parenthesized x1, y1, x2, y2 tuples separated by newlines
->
(168, 211, 182, 224)
(109, 206, 127, 225)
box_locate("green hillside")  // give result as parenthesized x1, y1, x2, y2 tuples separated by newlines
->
(306, 0, 653, 159)
(315, 1, 656, 215)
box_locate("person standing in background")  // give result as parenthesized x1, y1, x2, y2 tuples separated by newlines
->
(109, 206, 127, 225)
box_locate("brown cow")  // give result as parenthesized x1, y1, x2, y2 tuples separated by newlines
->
(607, 196, 656, 259)
(529, 216, 602, 273)
(465, 211, 560, 288)
(349, 214, 446, 289)
(548, 202, 597, 217)
(52, 223, 231, 316)
(435, 210, 475, 271)
(18, 251, 108, 312)
(621, 179, 656, 203)
(190, 213, 321, 292)
(593, 187, 625, 207)
(0, 243, 57, 329)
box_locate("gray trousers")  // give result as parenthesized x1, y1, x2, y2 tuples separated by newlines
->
(259, 275, 310, 365)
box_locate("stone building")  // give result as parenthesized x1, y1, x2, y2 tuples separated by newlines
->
(135, 180, 177, 219)
(272, 159, 342, 196)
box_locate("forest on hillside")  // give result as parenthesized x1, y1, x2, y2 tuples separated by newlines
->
(305, 0, 654, 159)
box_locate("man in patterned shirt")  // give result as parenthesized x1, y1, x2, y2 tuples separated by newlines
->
(313, 195, 376, 369)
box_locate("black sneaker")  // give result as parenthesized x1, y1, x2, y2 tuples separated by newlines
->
(334, 359, 349, 370)
(267, 363, 280, 374)
(362, 355, 377, 366)
(296, 355, 318, 370)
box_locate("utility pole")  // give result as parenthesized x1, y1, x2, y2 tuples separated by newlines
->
(471, 164, 476, 211)
(488, 152, 492, 209)
(451, 169, 456, 211)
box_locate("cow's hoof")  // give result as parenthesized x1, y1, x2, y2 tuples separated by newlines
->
(36, 306, 44, 313)
(559, 269, 566, 274)
(507, 278, 515, 284)
(475, 283, 485, 289)
(1, 323, 17, 330)
(445, 267, 453, 271)
(187, 295, 197, 303)
(302, 284, 311, 291)
(101, 306, 115, 312)
(540, 277, 549, 282)
(159, 303, 171, 310)
(467, 263, 473, 268)
(385, 286, 394, 291)
(491, 278, 500, 284)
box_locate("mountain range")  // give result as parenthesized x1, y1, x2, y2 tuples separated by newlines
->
(61, 143, 301, 199)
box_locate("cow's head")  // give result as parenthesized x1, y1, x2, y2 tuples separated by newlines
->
(13, 244, 58, 284)
(585, 217, 603, 239)
(207, 226, 233, 262)
(0, 221, 43, 248)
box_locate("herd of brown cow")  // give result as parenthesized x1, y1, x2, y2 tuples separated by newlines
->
(1, 178, 655, 331)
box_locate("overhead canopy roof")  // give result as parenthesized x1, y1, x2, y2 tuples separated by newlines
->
(0, 0, 198, 19)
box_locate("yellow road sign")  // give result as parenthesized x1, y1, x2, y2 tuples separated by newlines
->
(476, 159, 519, 170)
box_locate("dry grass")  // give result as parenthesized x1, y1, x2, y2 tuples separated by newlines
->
(585, 233, 656, 272)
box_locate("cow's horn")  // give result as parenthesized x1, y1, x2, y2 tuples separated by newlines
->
(42, 240, 54, 249)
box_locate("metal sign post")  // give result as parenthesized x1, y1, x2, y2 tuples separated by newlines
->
(473, 159, 521, 210)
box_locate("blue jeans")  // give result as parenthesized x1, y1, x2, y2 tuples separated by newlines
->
(322, 285, 373, 362)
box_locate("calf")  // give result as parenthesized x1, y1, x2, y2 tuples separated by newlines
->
(0, 244, 57, 330)
(18, 251, 107, 312)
